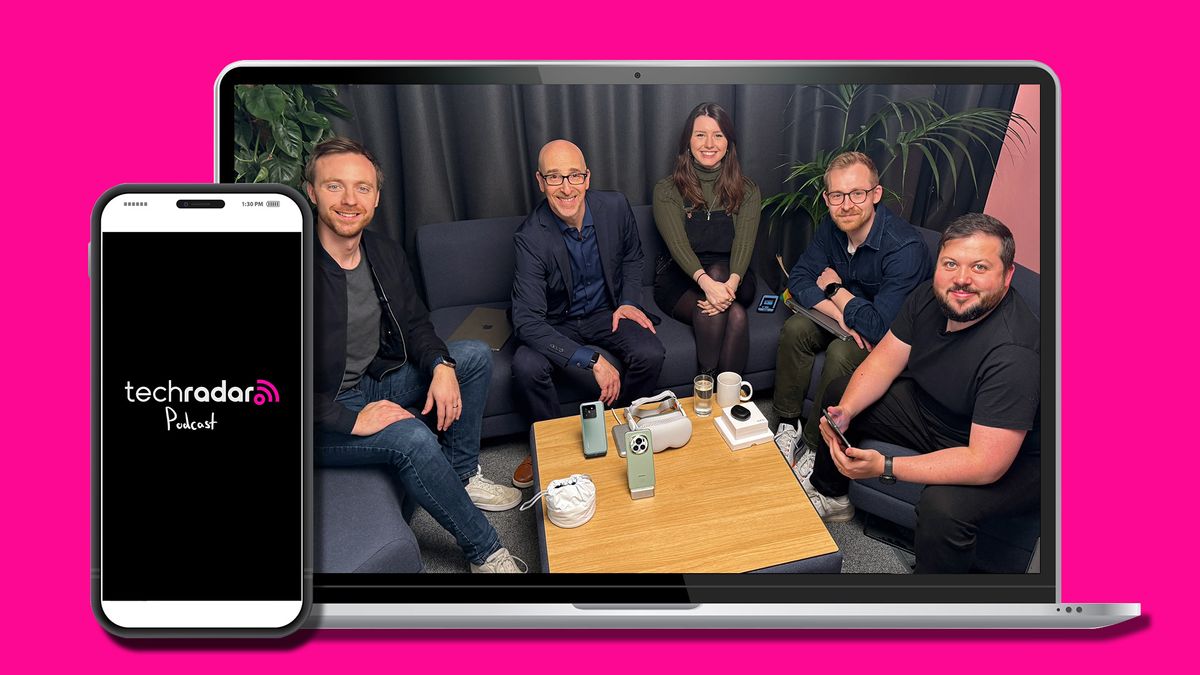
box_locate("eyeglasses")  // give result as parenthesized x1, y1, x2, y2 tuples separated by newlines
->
(538, 171, 589, 186)
(824, 185, 879, 206)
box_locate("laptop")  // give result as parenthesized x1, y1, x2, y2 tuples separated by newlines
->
(449, 306, 512, 351)
(216, 61, 1138, 628)
(782, 293, 852, 341)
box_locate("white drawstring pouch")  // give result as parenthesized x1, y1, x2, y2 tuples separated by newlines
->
(519, 473, 597, 528)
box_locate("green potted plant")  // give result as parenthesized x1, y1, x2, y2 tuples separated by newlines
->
(763, 84, 1035, 244)
(232, 84, 353, 192)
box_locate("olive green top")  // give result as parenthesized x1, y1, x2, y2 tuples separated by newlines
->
(652, 162, 761, 281)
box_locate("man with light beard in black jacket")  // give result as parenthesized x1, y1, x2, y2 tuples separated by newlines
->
(309, 137, 524, 573)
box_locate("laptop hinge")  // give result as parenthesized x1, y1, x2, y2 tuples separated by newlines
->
(574, 604, 702, 611)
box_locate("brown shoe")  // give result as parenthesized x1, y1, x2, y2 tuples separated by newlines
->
(512, 454, 534, 488)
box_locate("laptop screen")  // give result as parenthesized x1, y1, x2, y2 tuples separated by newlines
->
(218, 62, 1056, 605)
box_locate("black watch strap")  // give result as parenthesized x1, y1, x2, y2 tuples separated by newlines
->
(435, 355, 457, 369)
(880, 455, 896, 485)
(823, 282, 842, 300)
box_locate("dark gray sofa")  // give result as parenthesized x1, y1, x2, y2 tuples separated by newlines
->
(820, 227, 1041, 572)
(416, 204, 790, 439)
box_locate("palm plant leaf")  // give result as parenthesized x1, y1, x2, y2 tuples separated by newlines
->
(766, 86, 1037, 233)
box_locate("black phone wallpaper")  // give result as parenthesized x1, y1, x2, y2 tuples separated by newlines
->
(101, 231, 302, 600)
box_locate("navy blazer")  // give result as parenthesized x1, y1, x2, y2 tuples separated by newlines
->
(511, 191, 645, 369)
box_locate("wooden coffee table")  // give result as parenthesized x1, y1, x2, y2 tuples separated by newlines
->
(529, 397, 840, 573)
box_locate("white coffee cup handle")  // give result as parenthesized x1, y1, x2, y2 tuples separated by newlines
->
(740, 381, 753, 402)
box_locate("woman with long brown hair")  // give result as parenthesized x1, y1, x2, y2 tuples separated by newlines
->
(652, 102, 761, 376)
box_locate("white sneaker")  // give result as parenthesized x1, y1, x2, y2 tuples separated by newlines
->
(466, 467, 522, 512)
(800, 476, 855, 523)
(793, 444, 816, 480)
(470, 547, 528, 573)
(774, 422, 799, 466)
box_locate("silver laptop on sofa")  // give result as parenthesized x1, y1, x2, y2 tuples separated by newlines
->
(216, 61, 1138, 628)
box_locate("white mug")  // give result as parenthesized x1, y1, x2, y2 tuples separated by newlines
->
(716, 371, 753, 408)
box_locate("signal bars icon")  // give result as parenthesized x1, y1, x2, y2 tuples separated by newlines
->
(253, 379, 280, 406)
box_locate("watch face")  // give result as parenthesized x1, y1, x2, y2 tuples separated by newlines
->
(441, 356, 457, 368)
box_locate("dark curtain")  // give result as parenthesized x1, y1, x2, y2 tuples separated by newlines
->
(330, 83, 1018, 291)
(906, 84, 1021, 233)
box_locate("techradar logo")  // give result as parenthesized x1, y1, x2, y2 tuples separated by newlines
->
(124, 379, 280, 431)
(124, 379, 281, 405)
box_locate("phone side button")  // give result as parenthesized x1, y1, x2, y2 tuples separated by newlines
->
(87, 241, 91, 278)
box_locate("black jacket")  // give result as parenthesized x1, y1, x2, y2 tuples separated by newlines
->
(315, 230, 450, 433)
(511, 191, 645, 370)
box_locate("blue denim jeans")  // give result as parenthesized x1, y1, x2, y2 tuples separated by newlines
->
(316, 340, 500, 565)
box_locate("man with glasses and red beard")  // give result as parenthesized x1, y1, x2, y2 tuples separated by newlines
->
(774, 151, 930, 478)
(509, 139, 665, 488)
(802, 213, 1041, 573)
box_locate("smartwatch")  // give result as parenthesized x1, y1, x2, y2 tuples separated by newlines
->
(586, 351, 600, 369)
(434, 355, 457, 370)
(823, 282, 843, 300)
(879, 455, 896, 485)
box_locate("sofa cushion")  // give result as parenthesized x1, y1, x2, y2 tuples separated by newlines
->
(417, 215, 524, 310)
(316, 467, 424, 573)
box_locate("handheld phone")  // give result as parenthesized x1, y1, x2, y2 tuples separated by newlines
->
(580, 401, 608, 458)
(91, 185, 311, 637)
(823, 410, 852, 453)
(625, 429, 655, 499)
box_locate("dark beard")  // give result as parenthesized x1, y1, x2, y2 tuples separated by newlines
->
(935, 286, 1003, 323)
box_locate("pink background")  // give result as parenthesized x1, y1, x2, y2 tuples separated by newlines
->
(2, 0, 1186, 669)
(984, 85, 1041, 272)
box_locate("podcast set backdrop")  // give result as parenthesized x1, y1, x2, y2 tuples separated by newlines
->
(0, 0, 1187, 671)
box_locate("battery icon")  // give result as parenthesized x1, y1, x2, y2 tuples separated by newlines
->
(266, 200, 280, 207)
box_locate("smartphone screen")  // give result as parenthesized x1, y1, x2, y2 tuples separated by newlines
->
(93, 188, 309, 632)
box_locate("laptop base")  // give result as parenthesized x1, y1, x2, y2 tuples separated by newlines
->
(307, 602, 1140, 629)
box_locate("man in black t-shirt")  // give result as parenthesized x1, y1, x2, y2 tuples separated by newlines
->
(803, 213, 1040, 573)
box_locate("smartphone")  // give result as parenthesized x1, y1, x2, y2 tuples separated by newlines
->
(91, 185, 312, 637)
(580, 401, 608, 458)
(823, 410, 852, 453)
(625, 429, 655, 499)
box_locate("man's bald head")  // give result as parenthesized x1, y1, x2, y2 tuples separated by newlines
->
(537, 140, 586, 174)
(535, 139, 591, 229)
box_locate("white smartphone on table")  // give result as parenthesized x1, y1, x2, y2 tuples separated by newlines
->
(91, 185, 311, 637)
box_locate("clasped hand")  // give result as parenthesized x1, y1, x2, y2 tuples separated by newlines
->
(697, 275, 736, 316)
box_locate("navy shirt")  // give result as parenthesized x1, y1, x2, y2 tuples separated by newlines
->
(555, 206, 612, 369)
(786, 205, 931, 344)
(556, 206, 611, 319)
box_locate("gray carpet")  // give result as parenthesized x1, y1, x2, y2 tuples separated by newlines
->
(410, 391, 913, 574)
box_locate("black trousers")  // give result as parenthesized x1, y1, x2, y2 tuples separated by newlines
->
(512, 309, 665, 423)
(810, 375, 1040, 573)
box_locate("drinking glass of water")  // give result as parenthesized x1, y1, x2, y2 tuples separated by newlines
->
(693, 373, 714, 416)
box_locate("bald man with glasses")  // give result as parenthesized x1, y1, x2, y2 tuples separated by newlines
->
(774, 151, 931, 479)
(508, 139, 665, 488)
